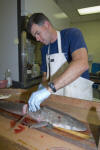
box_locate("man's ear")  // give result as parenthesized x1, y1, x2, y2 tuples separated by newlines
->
(44, 21, 50, 29)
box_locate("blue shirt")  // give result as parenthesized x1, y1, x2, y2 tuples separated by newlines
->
(41, 28, 89, 79)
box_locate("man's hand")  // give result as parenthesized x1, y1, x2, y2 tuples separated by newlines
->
(28, 88, 51, 112)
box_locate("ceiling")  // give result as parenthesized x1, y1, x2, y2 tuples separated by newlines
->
(54, 0, 100, 23)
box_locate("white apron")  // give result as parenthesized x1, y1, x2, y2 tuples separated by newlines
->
(46, 31, 94, 100)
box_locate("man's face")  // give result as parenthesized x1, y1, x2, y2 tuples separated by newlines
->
(31, 21, 51, 45)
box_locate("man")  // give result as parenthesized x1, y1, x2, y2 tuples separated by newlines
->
(27, 13, 93, 112)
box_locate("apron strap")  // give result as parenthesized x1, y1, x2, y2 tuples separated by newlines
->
(57, 31, 62, 53)
(48, 44, 50, 55)
(48, 31, 62, 54)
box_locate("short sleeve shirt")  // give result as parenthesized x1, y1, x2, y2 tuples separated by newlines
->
(41, 28, 89, 79)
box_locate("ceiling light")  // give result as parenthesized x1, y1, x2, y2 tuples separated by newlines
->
(53, 12, 68, 19)
(78, 6, 100, 15)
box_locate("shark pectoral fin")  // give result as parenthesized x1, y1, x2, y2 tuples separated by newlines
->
(29, 121, 49, 128)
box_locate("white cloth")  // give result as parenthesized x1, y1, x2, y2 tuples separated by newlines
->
(46, 31, 93, 100)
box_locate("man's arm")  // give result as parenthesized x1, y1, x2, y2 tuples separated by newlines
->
(42, 72, 47, 82)
(48, 48, 89, 92)
(27, 48, 89, 112)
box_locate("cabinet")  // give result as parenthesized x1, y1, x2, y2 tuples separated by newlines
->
(0, 0, 42, 88)
(0, 0, 18, 81)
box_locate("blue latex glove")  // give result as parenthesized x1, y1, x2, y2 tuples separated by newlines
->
(38, 83, 44, 90)
(28, 88, 51, 112)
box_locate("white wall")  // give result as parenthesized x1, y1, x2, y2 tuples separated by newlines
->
(21, 0, 69, 30)
(0, 0, 19, 81)
(70, 21, 100, 63)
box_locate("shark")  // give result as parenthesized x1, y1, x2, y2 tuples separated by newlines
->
(0, 100, 87, 131)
